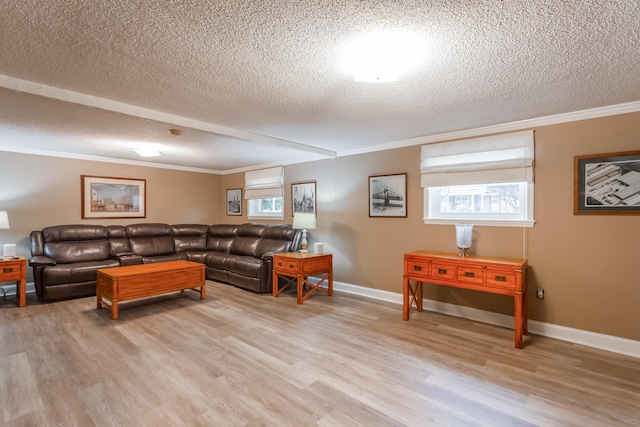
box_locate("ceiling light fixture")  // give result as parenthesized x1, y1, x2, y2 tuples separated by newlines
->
(134, 147, 162, 157)
(169, 128, 182, 136)
(342, 29, 428, 82)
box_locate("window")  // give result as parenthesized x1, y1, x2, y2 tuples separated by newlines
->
(247, 197, 284, 219)
(421, 131, 535, 227)
(244, 166, 284, 219)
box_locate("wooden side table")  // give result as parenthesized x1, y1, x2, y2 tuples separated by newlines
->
(272, 252, 333, 304)
(404, 250, 528, 349)
(1, 256, 27, 307)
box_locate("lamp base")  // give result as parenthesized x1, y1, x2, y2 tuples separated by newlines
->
(299, 229, 309, 253)
(457, 247, 470, 257)
(299, 249, 310, 253)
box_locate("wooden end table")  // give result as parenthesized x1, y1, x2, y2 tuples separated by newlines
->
(1, 256, 27, 307)
(272, 252, 333, 304)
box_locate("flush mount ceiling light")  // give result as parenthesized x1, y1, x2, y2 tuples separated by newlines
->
(342, 29, 429, 82)
(134, 146, 162, 157)
(168, 128, 182, 136)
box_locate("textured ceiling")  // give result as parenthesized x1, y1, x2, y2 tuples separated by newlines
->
(1, 0, 639, 172)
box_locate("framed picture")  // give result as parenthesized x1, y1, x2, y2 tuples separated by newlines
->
(574, 150, 640, 215)
(292, 181, 316, 215)
(226, 188, 243, 216)
(81, 175, 146, 219)
(369, 173, 407, 217)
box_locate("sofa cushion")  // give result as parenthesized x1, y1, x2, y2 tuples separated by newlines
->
(206, 224, 237, 252)
(126, 223, 176, 256)
(42, 225, 111, 263)
(42, 259, 120, 286)
(226, 255, 264, 278)
(230, 223, 267, 257)
(107, 225, 132, 256)
(205, 251, 232, 270)
(141, 253, 186, 264)
(172, 224, 208, 252)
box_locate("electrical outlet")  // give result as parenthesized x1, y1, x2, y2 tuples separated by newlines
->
(537, 288, 544, 299)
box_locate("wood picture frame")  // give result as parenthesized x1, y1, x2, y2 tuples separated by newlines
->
(292, 181, 316, 215)
(369, 173, 407, 217)
(574, 150, 640, 215)
(81, 175, 146, 219)
(226, 188, 243, 216)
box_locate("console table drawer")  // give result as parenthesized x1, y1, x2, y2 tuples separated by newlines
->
(406, 260, 430, 278)
(485, 268, 516, 290)
(430, 261, 456, 280)
(456, 265, 484, 284)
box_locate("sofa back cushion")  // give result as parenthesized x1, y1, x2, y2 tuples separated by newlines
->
(256, 224, 300, 257)
(42, 225, 110, 263)
(106, 225, 131, 256)
(206, 224, 238, 252)
(172, 224, 209, 252)
(230, 224, 268, 257)
(126, 223, 176, 256)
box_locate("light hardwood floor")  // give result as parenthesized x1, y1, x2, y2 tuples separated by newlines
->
(1, 282, 638, 426)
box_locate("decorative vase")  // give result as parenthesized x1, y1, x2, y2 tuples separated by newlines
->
(455, 223, 473, 256)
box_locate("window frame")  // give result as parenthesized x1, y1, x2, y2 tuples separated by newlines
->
(423, 182, 535, 227)
(247, 197, 284, 220)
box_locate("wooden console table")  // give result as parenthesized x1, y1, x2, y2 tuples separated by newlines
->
(403, 250, 528, 349)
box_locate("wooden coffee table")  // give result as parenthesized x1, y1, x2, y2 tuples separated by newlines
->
(96, 260, 205, 319)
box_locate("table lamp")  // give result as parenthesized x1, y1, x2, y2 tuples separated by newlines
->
(292, 212, 316, 253)
(0, 210, 15, 258)
(0, 211, 8, 230)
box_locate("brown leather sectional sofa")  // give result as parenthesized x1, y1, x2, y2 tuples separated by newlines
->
(29, 223, 301, 301)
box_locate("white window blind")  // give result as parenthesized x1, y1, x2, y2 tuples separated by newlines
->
(244, 166, 284, 199)
(420, 130, 535, 187)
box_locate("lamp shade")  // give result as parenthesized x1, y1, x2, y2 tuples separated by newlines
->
(0, 211, 9, 229)
(292, 212, 316, 230)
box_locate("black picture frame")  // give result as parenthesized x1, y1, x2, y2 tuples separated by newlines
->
(292, 181, 316, 215)
(369, 173, 407, 217)
(226, 188, 242, 216)
(574, 150, 640, 215)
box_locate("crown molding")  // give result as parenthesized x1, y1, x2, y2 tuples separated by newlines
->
(337, 100, 640, 157)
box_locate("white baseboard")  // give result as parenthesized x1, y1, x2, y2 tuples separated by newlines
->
(0, 282, 36, 296)
(331, 280, 640, 359)
(6, 280, 638, 358)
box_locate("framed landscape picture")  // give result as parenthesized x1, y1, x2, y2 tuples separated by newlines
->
(81, 175, 146, 219)
(226, 188, 242, 216)
(574, 150, 640, 215)
(292, 181, 316, 215)
(369, 173, 407, 217)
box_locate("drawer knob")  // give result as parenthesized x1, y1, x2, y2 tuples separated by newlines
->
(413, 265, 422, 271)
(495, 275, 507, 282)
(437, 268, 447, 274)
(464, 271, 475, 278)
(3, 268, 13, 273)
(289, 264, 295, 269)
(277, 262, 283, 267)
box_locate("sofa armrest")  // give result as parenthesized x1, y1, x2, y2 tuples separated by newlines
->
(111, 251, 135, 257)
(112, 254, 143, 266)
(28, 256, 56, 266)
(261, 252, 276, 261)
